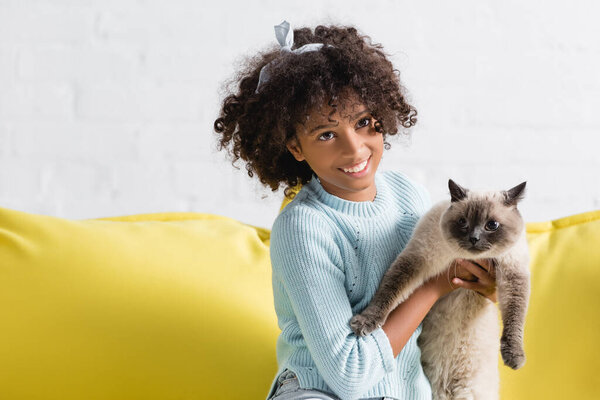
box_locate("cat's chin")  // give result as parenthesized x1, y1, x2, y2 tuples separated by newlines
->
(467, 247, 486, 253)
(457, 246, 490, 257)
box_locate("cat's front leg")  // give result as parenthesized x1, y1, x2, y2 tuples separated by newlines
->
(350, 252, 425, 336)
(497, 267, 530, 370)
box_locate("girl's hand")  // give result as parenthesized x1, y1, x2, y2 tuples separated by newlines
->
(450, 259, 498, 302)
(428, 259, 497, 302)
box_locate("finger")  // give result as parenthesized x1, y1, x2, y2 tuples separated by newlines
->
(458, 260, 488, 282)
(487, 260, 497, 279)
(452, 278, 495, 300)
(452, 278, 483, 291)
(474, 259, 497, 280)
(456, 274, 497, 292)
(464, 259, 497, 285)
(471, 259, 489, 272)
(452, 262, 478, 282)
(479, 261, 497, 282)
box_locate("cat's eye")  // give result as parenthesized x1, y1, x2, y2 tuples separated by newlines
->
(457, 218, 468, 227)
(485, 220, 500, 231)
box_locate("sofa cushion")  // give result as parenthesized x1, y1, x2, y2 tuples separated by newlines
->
(499, 210, 600, 399)
(0, 206, 279, 400)
(1, 205, 599, 399)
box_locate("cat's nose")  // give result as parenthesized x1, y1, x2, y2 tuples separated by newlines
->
(469, 236, 479, 245)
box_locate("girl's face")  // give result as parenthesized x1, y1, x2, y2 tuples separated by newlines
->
(287, 90, 384, 202)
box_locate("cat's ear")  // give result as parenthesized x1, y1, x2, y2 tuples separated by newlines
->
(504, 182, 527, 206)
(448, 179, 468, 202)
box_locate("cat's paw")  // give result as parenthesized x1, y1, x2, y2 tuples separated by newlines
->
(350, 313, 382, 336)
(501, 336, 526, 369)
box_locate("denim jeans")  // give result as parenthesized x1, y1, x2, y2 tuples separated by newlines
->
(268, 369, 393, 400)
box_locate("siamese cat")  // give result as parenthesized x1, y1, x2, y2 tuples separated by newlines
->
(350, 180, 530, 400)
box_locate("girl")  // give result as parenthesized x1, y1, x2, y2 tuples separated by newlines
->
(214, 21, 497, 400)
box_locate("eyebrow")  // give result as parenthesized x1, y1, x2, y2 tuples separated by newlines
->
(308, 109, 370, 134)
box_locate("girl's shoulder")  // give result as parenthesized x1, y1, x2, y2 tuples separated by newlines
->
(379, 170, 432, 215)
(272, 188, 332, 235)
(380, 169, 422, 190)
(270, 191, 342, 264)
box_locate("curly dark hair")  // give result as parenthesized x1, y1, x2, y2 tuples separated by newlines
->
(213, 22, 417, 197)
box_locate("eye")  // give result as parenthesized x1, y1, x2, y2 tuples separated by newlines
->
(485, 220, 500, 231)
(357, 117, 371, 128)
(318, 131, 335, 141)
(457, 217, 468, 228)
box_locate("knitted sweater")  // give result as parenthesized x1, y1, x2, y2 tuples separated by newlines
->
(267, 170, 434, 400)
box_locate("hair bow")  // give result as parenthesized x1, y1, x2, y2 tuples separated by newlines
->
(255, 20, 331, 94)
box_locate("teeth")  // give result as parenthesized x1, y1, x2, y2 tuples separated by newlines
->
(342, 159, 368, 173)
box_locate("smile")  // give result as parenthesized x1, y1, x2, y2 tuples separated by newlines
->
(339, 156, 371, 176)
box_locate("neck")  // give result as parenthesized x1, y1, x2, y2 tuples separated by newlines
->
(319, 179, 377, 202)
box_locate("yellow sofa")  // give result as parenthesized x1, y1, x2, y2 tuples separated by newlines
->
(1, 205, 599, 400)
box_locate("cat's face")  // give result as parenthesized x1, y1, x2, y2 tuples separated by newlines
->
(440, 180, 526, 257)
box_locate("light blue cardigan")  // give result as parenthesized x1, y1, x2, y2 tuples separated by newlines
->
(267, 171, 433, 400)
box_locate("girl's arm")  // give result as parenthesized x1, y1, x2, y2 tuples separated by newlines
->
(381, 277, 442, 358)
(383, 259, 497, 358)
(271, 210, 398, 400)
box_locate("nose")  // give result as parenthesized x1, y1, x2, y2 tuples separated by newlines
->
(469, 236, 479, 245)
(339, 127, 364, 156)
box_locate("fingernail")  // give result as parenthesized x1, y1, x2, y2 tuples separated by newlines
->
(452, 278, 460, 284)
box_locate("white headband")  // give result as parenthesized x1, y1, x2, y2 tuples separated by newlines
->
(255, 20, 333, 94)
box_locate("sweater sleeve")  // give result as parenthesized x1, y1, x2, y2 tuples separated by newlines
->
(270, 208, 396, 399)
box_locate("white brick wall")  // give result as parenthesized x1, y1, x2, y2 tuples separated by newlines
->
(1, 0, 599, 229)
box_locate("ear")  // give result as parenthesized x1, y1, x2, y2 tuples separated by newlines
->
(504, 182, 527, 206)
(286, 138, 305, 162)
(448, 179, 468, 202)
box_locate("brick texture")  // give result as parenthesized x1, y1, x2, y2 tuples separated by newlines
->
(1, 1, 599, 228)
